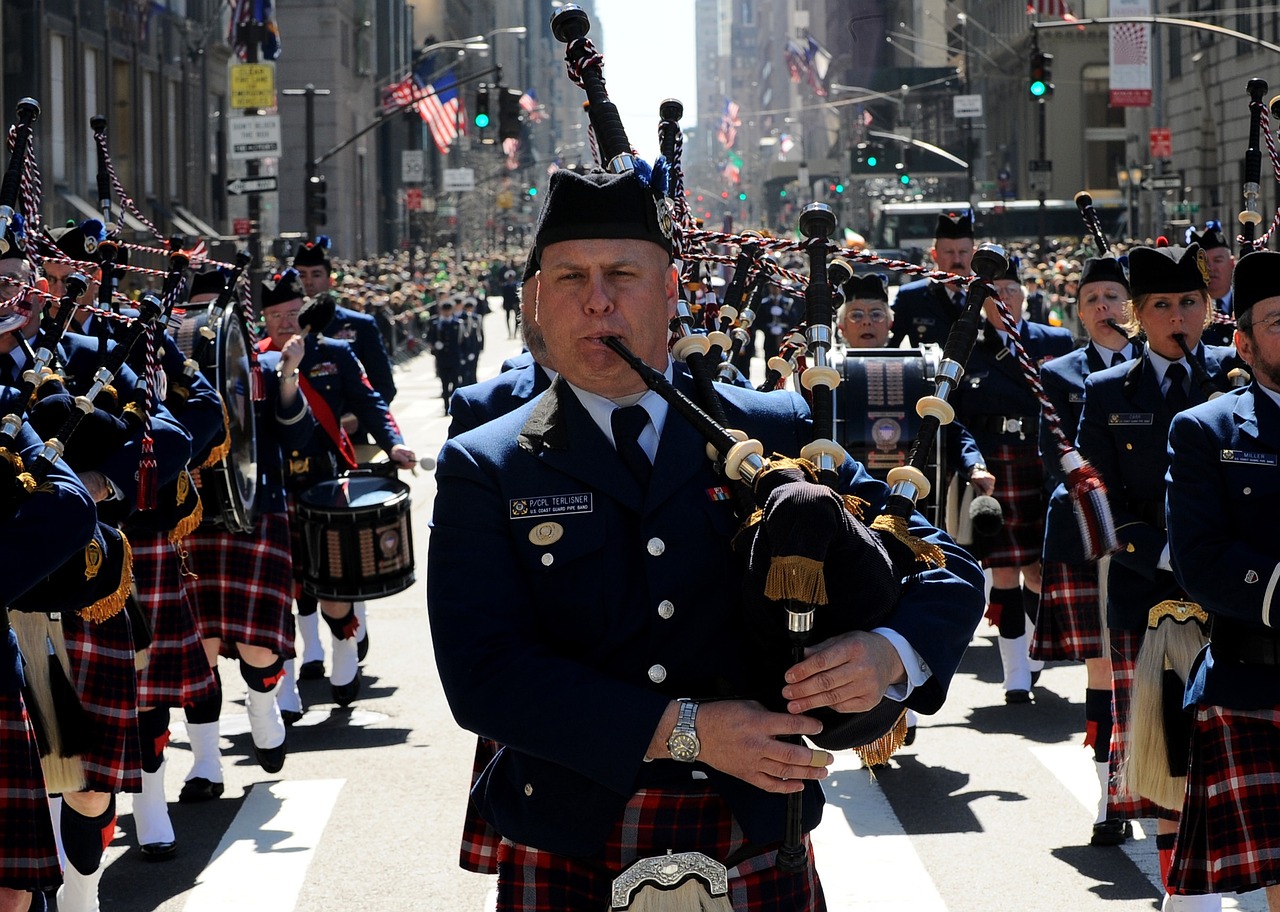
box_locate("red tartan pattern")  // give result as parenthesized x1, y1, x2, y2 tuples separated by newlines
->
(494, 786, 825, 911)
(62, 610, 142, 794)
(1032, 559, 1105, 661)
(182, 512, 296, 658)
(1108, 627, 1177, 821)
(131, 533, 217, 708)
(983, 442, 1046, 569)
(1170, 705, 1280, 895)
(0, 632, 61, 891)
(459, 737, 502, 874)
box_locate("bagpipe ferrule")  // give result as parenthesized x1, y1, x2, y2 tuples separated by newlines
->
(723, 437, 765, 483)
(707, 330, 732, 350)
(606, 152, 637, 174)
(915, 395, 955, 426)
(37, 438, 65, 465)
(887, 464, 931, 501)
(787, 607, 815, 636)
(671, 334, 711, 359)
(805, 323, 832, 349)
(766, 356, 793, 379)
(799, 438, 846, 477)
(799, 364, 840, 392)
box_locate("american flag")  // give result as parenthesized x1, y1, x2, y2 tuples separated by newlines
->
(717, 98, 741, 150)
(502, 137, 520, 171)
(1026, 0, 1077, 21)
(381, 77, 419, 116)
(519, 89, 545, 123)
(417, 68, 465, 154)
(229, 0, 282, 61)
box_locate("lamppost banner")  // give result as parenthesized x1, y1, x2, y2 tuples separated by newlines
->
(1109, 0, 1152, 107)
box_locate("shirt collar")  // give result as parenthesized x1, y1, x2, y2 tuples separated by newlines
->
(1091, 340, 1133, 364)
(1146, 346, 1189, 386)
(566, 359, 673, 462)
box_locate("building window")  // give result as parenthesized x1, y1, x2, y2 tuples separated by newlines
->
(341, 21, 350, 68)
(1082, 65, 1126, 189)
(84, 48, 100, 189)
(143, 71, 156, 195)
(50, 34, 68, 183)
(1169, 4, 1182, 78)
(167, 82, 180, 199)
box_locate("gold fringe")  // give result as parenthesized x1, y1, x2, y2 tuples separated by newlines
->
(869, 514, 947, 567)
(0, 446, 23, 472)
(168, 494, 204, 542)
(100, 383, 118, 405)
(15, 471, 37, 494)
(35, 372, 64, 394)
(842, 494, 869, 521)
(757, 455, 821, 483)
(763, 555, 828, 605)
(855, 708, 909, 768)
(200, 403, 233, 469)
(78, 533, 133, 623)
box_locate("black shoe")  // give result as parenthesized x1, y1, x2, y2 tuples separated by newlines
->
(140, 840, 178, 861)
(903, 724, 917, 746)
(253, 741, 287, 774)
(299, 660, 325, 680)
(281, 709, 304, 726)
(1004, 689, 1032, 704)
(178, 777, 225, 803)
(331, 671, 362, 708)
(356, 631, 369, 663)
(1090, 818, 1132, 846)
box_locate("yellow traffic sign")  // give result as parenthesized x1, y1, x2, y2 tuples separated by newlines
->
(496, 191, 514, 210)
(230, 64, 276, 109)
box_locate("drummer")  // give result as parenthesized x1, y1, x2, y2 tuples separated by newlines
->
(837, 275, 892, 348)
(260, 269, 415, 708)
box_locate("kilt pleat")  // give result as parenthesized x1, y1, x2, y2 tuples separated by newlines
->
(494, 786, 825, 912)
(459, 737, 502, 874)
(62, 609, 141, 794)
(984, 442, 1046, 569)
(1032, 559, 1105, 661)
(130, 533, 216, 708)
(1170, 705, 1280, 896)
(182, 512, 296, 658)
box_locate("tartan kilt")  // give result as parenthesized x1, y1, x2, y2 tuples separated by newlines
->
(183, 512, 296, 659)
(0, 630, 60, 891)
(459, 737, 502, 874)
(1169, 704, 1280, 895)
(494, 786, 825, 912)
(62, 608, 142, 794)
(1031, 559, 1105, 662)
(1108, 627, 1176, 821)
(983, 442, 1046, 569)
(130, 532, 217, 709)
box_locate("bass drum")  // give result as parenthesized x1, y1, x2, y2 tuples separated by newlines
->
(834, 345, 946, 527)
(175, 303, 258, 533)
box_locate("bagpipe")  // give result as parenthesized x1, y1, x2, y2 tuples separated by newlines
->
(549, 2, 1005, 885)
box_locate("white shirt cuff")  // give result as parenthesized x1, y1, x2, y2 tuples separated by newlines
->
(1158, 543, 1172, 571)
(871, 627, 931, 701)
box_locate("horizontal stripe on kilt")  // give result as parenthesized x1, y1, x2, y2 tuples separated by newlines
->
(182, 512, 296, 659)
(130, 533, 217, 708)
(1170, 705, 1280, 896)
(62, 609, 142, 794)
(0, 632, 60, 891)
(1032, 559, 1105, 661)
(494, 785, 824, 912)
(1108, 627, 1177, 821)
(983, 442, 1046, 569)
(459, 737, 502, 874)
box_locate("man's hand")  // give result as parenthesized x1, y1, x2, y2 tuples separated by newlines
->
(969, 467, 996, 497)
(389, 443, 416, 469)
(781, 630, 906, 715)
(77, 470, 111, 503)
(279, 334, 305, 375)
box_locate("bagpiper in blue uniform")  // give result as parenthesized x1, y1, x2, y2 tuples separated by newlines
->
(1187, 222, 1237, 348)
(1075, 242, 1235, 910)
(887, 211, 976, 348)
(1034, 255, 1140, 846)
(1166, 249, 1280, 907)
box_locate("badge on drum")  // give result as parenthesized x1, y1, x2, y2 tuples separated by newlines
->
(529, 522, 564, 547)
(872, 417, 902, 450)
(379, 528, 402, 558)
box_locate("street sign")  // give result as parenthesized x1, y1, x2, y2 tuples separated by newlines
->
(405, 188, 423, 211)
(1028, 160, 1052, 194)
(442, 168, 476, 192)
(402, 150, 425, 184)
(1143, 175, 1182, 191)
(230, 64, 276, 109)
(1028, 159, 1053, 172)
(1149, 127, 1172, 160)
(953, 95, 983, 119)
(228, 115, 282, 160)
(225, 175, 279, 196)
(437, 204, 458, 218)
(233, 217, 253, 237)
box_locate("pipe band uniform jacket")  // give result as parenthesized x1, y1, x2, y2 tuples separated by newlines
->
(888, 279, 963, 348)
(427, 372, 985, 858)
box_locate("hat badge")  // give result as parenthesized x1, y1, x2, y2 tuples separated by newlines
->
(83, 235, 98, 254)
(1196, 249, 1210, 286)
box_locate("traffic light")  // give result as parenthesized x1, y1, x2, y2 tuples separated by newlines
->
(306, 174, 327, 227)
(498, 88, 524, 141)
(852, 141, 886, 174)
(1029, 50, 1054, 99)
(474, 88, 491, 129)
(527, 185, 538, 198)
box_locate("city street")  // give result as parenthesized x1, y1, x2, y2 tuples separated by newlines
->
(96, 308, 1267, 912)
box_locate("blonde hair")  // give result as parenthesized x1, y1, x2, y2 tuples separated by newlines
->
(1123, 289, 1212, 337)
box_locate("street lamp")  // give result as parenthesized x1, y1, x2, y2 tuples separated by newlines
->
(1116, 164, 1144, 242)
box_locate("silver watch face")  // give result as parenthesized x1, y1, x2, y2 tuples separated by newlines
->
(668, 730, 700, 762)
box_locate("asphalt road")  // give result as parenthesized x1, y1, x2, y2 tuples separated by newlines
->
(93, 308, 1267, 912)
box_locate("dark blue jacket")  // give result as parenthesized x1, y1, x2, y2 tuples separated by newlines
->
(888, 279, 964, 347)
(326, 301, 397, 405)
(251, 350, 317, 514)
(448, 357, 552, 439)
(1076, 344, 1236, 630)
(428, 374, 984, 857)
(1168, 385, 1280, 709)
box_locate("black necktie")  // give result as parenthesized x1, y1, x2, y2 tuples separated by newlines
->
(1111, 351, 1126, 367)
(1164, 363, 1189, 412)
(0, 352, 16, 386)
(611, 405, 652, 489)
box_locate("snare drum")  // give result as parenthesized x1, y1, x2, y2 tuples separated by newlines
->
(296, 475, 415, 600)
(835, 346, 946, 526)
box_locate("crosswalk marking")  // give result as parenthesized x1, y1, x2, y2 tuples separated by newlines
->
(181, 778, 345, 912)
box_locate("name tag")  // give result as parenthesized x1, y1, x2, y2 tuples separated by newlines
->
(1221, 450, 1278, 466)
(1108, 413, 1154, 426)
(1069, 392, 1085, 403)
(510, 493, 593, 520)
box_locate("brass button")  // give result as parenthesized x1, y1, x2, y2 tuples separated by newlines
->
(647, 537, 666, 557)
(648, 664, 667, 683)
(1125, 443, 1133, 451)
(541, 553, 554, 567)
(658, 600, 675, 619)
(1244, 487, 1252, 495)
(1126, 543, 1136, 553)
(523, 783, 533, 796)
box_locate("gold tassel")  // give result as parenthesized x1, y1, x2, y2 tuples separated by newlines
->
(78, 534, 134, 623)
(15, 471, 37, 494)
(200, 403, 233, 469)
(763, 555, 828, 605)
(842, 494, 869, 520)
(168, 483, 204, 543)
(855, 708, 909, 768)
(0, 446, 23, 472)
(869, 514, 947, 568)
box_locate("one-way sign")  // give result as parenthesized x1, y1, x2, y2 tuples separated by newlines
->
(1143, 175, 1183, 191)
(225, 175, 279, 196)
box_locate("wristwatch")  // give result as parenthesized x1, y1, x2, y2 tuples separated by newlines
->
(666, 698, 701, 762)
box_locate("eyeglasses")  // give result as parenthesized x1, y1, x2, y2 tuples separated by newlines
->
(263, 309, 301, 323)
(846, 309, 888, 323)
(1250, 311, 1280, 335)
